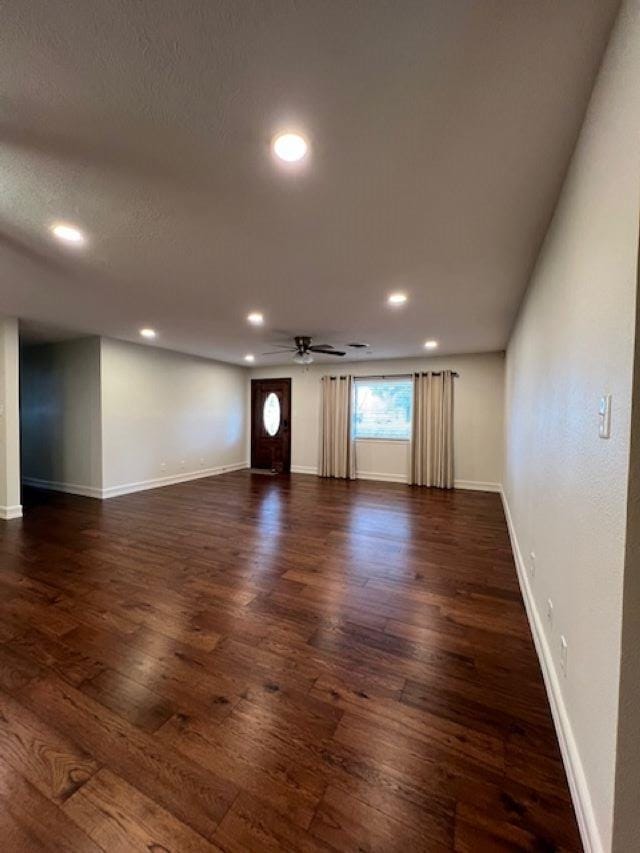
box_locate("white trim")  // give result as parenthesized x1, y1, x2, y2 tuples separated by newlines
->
(22, 478, 102, 499)
(22, 462, 249, 501)
(101, 462, 249, 498)
(501, 488, 601, 853)
(0, 504, 22, 520)
(291, 465, 318, 475)
(454, 479, 502, 493)
(354, 438, 410, 445)
(356, 471, 408, 483)
(290, 468, 502, 492)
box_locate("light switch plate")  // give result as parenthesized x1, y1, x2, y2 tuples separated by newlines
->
(599, 394, 611, 439)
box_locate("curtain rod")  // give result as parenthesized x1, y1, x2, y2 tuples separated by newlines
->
(328, 371, 459, 379)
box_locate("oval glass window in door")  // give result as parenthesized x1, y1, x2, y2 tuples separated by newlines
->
(263, 392, 281, 436)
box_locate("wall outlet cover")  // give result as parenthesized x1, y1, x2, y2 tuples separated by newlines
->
(560, 635, 568, 675)
(598, 394, 612, 439)
(546, 598, 554, 626)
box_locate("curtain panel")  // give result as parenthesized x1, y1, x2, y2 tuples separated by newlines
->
(320, 375, 355, 479)
(409, 370, 454, 488)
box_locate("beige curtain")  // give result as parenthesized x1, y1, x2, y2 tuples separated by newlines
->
(320, 375, 355, 479)
(409, 370, 454, 488)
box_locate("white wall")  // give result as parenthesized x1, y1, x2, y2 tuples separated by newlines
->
(21, 337, 102, 495)
(100, 338, 247, 495)
(0, 317, 21, 518)
(503, 3, 640, 850)
(250, 351, 504, 489)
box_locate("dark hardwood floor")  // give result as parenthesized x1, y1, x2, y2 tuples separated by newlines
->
(0, 472, 580, 851)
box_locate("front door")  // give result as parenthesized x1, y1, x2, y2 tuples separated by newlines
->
(251, 378, 291, 472)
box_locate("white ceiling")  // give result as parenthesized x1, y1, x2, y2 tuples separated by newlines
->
(0, 1, 618, 365)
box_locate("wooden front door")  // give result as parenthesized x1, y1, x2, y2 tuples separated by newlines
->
(251, 378, 291, 472)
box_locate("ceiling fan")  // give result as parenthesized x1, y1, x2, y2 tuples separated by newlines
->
(262, 336, 367, 364)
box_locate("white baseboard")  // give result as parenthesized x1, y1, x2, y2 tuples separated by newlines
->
(454, 479, 502, 493)
(0, 504, 22, 520)
(291, 465, 318, 475)
(357, 474, 502, 490)
(22, 478, 102, 499)
(356, 471, 408, 484)
(501, 488, 601, 853)
(23, 463, 249, 501)
(290, 468, 501, 493)
(101, 462, 249, 498)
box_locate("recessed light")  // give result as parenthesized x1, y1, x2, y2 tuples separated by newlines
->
(247, 312, 264, 326)
(272, 132, 308, 163)
(424, 340, 438, 349)
(51, 222, 85, 245)
(139, 328, 157, 339)
(387, 292, 407, 306)
(244, 354, 255, 363)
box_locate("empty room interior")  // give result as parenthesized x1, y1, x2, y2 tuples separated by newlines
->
(0, 2, 639, 851)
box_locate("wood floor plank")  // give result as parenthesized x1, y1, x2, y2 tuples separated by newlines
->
(0, 641, 43, 692)
(0, 474, 582, 851)
(78, 667, 177, 733)
(63, 768, 220, 852)
(8, 628, 106, 687)
(0, 754, 100, 852)
(157, 710, 321, 829)
(60, 622, 244, 720)
(0, 807, 49, 852)
(19, 675, 237, 841)
(0, 686, 98, 804)
(310, 785, 451, 852)
(454, 802, 547, 852)
(311, 674, 505, 770)
(214, 791, 333, 853)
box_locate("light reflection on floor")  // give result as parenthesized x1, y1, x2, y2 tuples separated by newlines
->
(256, 485, 284, 539)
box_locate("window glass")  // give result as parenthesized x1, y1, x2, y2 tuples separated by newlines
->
(263, 392, 281, 436)
(353, 379, 412, 440)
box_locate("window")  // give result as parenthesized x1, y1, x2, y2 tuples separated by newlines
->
(263, 392, 281, 436)
(353, 378, 412, 440)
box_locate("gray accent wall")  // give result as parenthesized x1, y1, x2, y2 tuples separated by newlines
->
(21, 336, 103, 494)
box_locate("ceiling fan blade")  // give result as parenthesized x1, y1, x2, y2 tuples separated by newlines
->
(308, 344, 335, 351)
(309, 346, 346, 356)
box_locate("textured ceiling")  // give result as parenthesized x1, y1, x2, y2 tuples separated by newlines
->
(0, 0, 619, 364)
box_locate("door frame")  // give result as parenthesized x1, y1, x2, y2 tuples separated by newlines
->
(250, 377, 292, 473)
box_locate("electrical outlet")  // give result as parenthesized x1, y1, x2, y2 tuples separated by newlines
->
(546, 598, 554, 626)
(560, 635, 568, 675)
(199, 457, 205, 466)
(180, 459, 186, 468)
(160, 461, 166, 470)
(529, 551, 536, 578)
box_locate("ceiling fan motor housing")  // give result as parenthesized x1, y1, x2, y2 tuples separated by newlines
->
(294, 336, 312, 352)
